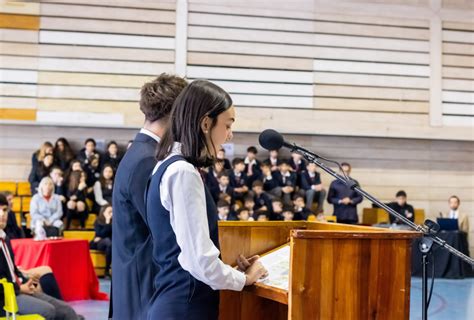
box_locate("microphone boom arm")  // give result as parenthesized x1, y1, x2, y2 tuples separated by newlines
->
(289, 143, 474, 266)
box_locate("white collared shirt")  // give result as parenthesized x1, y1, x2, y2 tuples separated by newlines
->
(140, 128, 161, 143)
(449, 210, 459, 219)
(151, 142, 246, 291)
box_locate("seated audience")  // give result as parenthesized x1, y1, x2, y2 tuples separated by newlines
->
(77, 138, 101, 168)
(66, 171, 88, 230)
(65, 159, 83, 183)
(216, 200, 236, 221)
(293, 195, 313, 221)
(210, 173, 234, 203)
(270, 160, 297, 205)
(49, 166, 67, 204)
(93, 164, 114, 212)
(387, 190, 414, 225)
(441, 195, 469, 233)
(255, 211, 270, 221)
(236, 208, 254, 221)
(205, 159, 225, 192)
(84, 155, 101, 188)
(244, 146, 261, 187)
(103, 141, 122, 171)
(259, 162, 278, 192)
(31, 142, 54, 174)
(0, 194, 82, 319)
(53, 138, 74, 171)
(270, 198, 284, 221)
(229, 158, 249, 201)
(90, 205, 113, 279)
(300, 162, 326, 213)
(216, 148, 231, 170)
(30, 177, 64, 238)
(289, 152, 306, 174)
(263, 149, 281, 172)
(0, 192, 24, 239)
(29, 153, 55, 194)
(252, 181, 272, 213)
(327, 162, 362, 224)
(244, 197, 256, 220)
(282, 207, 295, 221)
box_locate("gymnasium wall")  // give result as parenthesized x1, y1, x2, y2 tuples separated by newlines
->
(0, 0, 473, 252)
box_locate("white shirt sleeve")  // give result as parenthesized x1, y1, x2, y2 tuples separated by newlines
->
(160, 161, 246, 291)
(93, 181, 108, 206)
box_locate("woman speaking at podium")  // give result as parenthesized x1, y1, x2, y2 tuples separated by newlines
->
(145, 80, 267, 319)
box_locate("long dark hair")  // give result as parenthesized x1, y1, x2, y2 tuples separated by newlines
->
(97, 204, 112, 225)
(99, 164, 114, 189)
(54, 137, 74, 162)
(156, 80, 233, 167)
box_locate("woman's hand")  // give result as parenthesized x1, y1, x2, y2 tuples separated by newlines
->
(20, 279, 36, 295)
(244, 260, 268, 286)
(236, 254, 259, 272)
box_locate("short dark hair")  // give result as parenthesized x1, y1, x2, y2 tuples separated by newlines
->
(217, 200, 229, 208)
(244, 196, 254, 203)
(252, 180, 263, 188)
(341, 162, 351, 168)
(237, 208, 249, 215)
(232, 158, 244, 167)
(247, 146, 258, 154)
(272, 198, 283, 204)
(107, 141, 118, 148)
(140, 73, 188, 122)
(396, 190, 407, 198)
(85, 138, 96, 146)
(217, 172, 229, 179)
(0, 194, 8, 207)
(293, 194, 304, 201)
(449, 195, 460, 203)
(156, 80, 233, 167)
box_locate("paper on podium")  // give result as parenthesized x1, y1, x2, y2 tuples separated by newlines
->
(257, 244, 290, 291)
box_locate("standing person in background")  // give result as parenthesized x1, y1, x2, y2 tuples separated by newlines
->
(147, 80, 266, 319)
(442, 195, 469, 233)
(112, 74, 188, 320)
(387, 190, 415, 226)
(90, 205, 113, 279)
(31, 142, 54, 174)
(103, 141, 122, 171)
(327, 162, 363, 224)
(53, 138, 75, 171)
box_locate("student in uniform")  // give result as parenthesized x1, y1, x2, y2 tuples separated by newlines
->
(146, 80, 267, 319)
(112, 74, 188, 320)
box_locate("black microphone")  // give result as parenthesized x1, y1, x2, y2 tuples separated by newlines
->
(258, 129, 294, 150)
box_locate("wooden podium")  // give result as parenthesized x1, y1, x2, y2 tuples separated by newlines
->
(218, 221, 421, 320)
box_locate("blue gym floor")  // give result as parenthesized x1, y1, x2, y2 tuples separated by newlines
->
(70, 277, 474, 319)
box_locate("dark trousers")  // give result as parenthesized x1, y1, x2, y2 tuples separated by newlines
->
(65, 209, 88, 229)
(91, 237, 112, 274)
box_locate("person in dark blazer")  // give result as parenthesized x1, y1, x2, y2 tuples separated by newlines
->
(77, 138, 102, 169)
(210, 172, 234, 204)
(111, 74, 188, 320)
(216, 148, 232, 170)
(103, 141, 123, 171)
(300, 162, 326, 213)
(147, 80, 266, 320)
(259, 162, 279, 192)
(270, 160, 297, 205)
(90, 205, 113, 279)
(263, 149, 281, 172)
(228, 158, 249, 201)
(205, 159, 225, 192)
(387, 190, 415, 225)
(327, 163, 363, 224)
(244, 146, 262, 188)
(0, 192, 24, 239)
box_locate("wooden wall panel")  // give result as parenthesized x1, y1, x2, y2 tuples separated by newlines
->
(442, 20, 474, 126)
(0, 13, 39, 30)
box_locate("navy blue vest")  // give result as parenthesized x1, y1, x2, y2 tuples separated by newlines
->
(145, 155, 220, 320)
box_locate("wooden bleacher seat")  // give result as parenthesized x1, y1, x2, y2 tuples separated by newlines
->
(15, 213, 22, 227)
(0, 182, 16, 194)
(63, 230, 95, 241)
(69, 214, 96, 230)
(16, 182, 31, 196)
(11, 198, 21, 213)
(21, 196, 31, 212)
(414, 209, 425, 225)
(363, 207, 426, 225)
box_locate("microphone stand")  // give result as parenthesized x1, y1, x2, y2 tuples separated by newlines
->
(287, 143, 474, 320)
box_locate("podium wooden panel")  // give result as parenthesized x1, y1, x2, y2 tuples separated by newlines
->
(218, 221, 420, 320)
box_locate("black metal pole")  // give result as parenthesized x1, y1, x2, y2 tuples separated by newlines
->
(291, 144, 474, 266)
